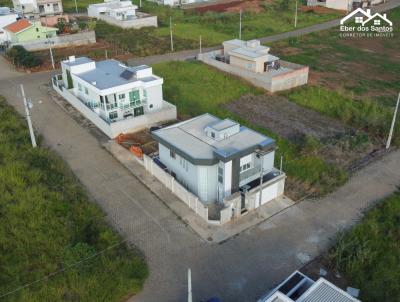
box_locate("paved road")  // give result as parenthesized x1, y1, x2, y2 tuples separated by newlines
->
(1, 57, 400, 301)
(128, 0, 400, 66)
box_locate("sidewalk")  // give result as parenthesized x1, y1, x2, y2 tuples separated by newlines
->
(103, 140, 295, 243)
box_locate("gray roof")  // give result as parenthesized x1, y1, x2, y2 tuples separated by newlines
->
(152, 113, 275, 165)
(63, 57, 93, 67)
(301, 280, 359, 302)
(208, 118, 237, 131)
(72, 59, 157, 90)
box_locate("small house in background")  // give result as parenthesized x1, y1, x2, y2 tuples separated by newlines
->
(259, 270, 361, 302)
(152, 113, 286, 220)
(198, 39, 309, 92)
(148, 0, 199, 6)
(12, 0, 63, 19)
(0, 7, 18, 44)
(223, 39, 281, 73)
(4, 18, 57, 43)
(307, 0, 384, 11)
(88, 0, 157, 29)
(52, 56, 176, 138)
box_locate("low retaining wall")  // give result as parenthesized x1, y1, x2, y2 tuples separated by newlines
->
(143, 154, 209, 221)
(98, 14, 158, 29)
(52, 76, 177, 138)
(12, 31, 96, 51)
(198, 51, 309, 92)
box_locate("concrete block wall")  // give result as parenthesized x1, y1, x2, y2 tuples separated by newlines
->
(13, 30, 96, 51)
(198, 51, 309, 93)
(98, 14, 158, 29)
(143, 154, 209, 222)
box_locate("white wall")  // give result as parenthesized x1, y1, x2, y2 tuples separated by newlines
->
(159, 143, 218, 204)
(0, 14, 18, 43)
(145, 84, 163, 111)
(326, 0, 351, 10)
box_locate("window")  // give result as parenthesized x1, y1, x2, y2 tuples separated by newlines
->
(149, 104, 153, 109)
(109, 111, 118, 120)
(84, 87, 89, 95)
(36, 28, 39, 32)
(118, 94, 125, 100)
(129, 90, 140, 101)
(355, 17, 363, 23)
(78, 83, 82, 91)
(374, 19, 381, 25)
(170, 150, 176, 159)
(211, 132, 215, 139)
(240, 163, 251, 172)
(218, 167, 223, 183)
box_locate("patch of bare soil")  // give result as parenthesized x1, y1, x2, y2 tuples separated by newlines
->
(300, 5, 344, 14)
(225, 94, 380, 171)
(194, 0, 264, 14)
(30, 39, 132, 72)
(226, 94, 348, 141)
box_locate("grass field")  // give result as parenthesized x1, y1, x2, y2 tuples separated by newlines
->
(329, 190, 400, 302)
(66, 0, 341, 56)
(153, 61, 348, 198)
(273, 7, 400, 145)
(0, 97, 148, 301)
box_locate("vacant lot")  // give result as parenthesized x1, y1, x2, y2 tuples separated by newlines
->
(226, 94, 377, 170)
(153, 61, 348, 199)
(0, 97, 148, 301)
(328, 191, 400, 302)
(271, 7, 400, 145)
(66, 0, 341, 56)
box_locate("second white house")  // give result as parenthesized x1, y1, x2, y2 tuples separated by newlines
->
(52, 56, 176, 138)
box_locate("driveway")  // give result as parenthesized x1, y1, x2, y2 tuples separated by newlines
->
(1, 60, 400, 301)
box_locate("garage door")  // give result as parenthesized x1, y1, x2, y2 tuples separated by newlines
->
(255, 183, 279, 208)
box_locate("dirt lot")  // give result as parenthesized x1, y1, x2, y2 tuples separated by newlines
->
(225, 94, 379, 171)
(194, 0, 265, 14)
(30, 40, 132, 72)
(117, 130, 158, 155)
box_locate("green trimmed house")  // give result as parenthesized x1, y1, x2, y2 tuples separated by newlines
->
(4, 19, 57, 43)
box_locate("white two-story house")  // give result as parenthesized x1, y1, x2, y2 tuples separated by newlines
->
(152, 114, 285, 210)
(52, 56, 176, 138)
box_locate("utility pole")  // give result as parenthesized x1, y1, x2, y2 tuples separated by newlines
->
(169, 16, 174, 52)
(386, 92, 400, 149)
(48, 41, 55, 70)
(74, 0, 78, 13)
(188, 268, 192, 302)
(294, 0, 298, 28)
(199, 35, 202, 54)
(140, 0, 142, 7)
(105, 49, 108, 59)
(20, 84, 37, 148)
(280, 155, 283, 173)
(239, 9, 242, 39)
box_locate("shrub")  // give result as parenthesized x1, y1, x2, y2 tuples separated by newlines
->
(6, 45, 41, 68)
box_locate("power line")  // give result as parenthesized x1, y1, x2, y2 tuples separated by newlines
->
(0, 239, 128, 299)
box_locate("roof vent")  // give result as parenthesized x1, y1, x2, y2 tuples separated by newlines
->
(246, 40, 260, 48)
(69, 56, 76, 62)
(92, 81, 96, 86)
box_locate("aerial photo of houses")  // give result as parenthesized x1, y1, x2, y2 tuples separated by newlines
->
(0, 0, 399, 301)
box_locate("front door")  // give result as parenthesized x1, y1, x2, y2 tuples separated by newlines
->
(134, 106, 144, 117)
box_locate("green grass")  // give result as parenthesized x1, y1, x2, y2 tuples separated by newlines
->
(0, 97, 148, 301)
(0, 0, 12, 7)
(153, 61, 348, 197)
(283, 86, 400, 145)
(65, 0, 341, 55)
(329, 190, 400, 302)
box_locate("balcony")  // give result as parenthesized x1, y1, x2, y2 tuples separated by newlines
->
(239, 165, 261, 184)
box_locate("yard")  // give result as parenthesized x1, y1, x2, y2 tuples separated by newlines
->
(67, 0, 341, 57)
(0, 97, 148, 301)
(328, 190, 400, 302)
(271, 7, 400, 145)
(153, 60, 348, 199)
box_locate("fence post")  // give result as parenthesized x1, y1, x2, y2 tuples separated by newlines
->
(171, 178, 175, 193)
